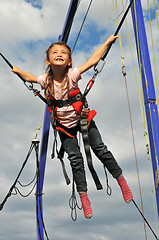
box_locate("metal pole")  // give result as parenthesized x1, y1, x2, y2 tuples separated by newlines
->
(36, 0, 80, 239)
(131, 0, 159, 218)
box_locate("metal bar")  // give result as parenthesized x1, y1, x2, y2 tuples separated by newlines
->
(58, 0, 79, 42)
(0, 53, 26, 83)
(36, 1, 80, 239)
(102, 0, 134, 61)
(131, 0, 159, 219)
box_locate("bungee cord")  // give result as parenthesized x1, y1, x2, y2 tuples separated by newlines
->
(0, 53, 33, 91)
(113, 1, 148, 239)
(0, 52, 47, 104)
(0, 138, 39, 210)
(0, 137, 49, 239)
(69, 180, 82, 221)
(35, 138, 50, 240)
(101, 0, 134, 61)
(120, 0, 150, 157)
(146, 0, 159, 108)
(106, 0, 129, 23)
(71, 0, 93, 53)
(153, 0, 159, 30)
(111, 1, 159, 239)
(1, 1, 158, 239)
(62, 0, 135, 220)
(132, 199, 159, 240)
(131, 0, 159, 235)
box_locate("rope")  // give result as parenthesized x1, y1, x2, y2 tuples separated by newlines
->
(132, 199, 159, 240)
(153, 0, 159, 30)
(157, 0, 159, 13)
(144, 0, 159, 234)
(123, 1, 159, 238)
(69, 180, 82, 221)
(112, 1, 148, 239)
(146, 0, 159, 108)
(122, 0, 150, 156)
(103, 165, 112, 196)
(106, 0, 129, 23)
(35, 103, 45, 139)
(130, 1, 150, 156)
(35, 140, 49, 240)
(122, 65, 148, 240)
(14, 180, 37, 198)
(71, 0, 93, 53)
(0, 140, 37, 209)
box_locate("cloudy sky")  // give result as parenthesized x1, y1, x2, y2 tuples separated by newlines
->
(0, 0, 159, 239)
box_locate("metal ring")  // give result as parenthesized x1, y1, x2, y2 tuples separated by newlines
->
(76, 93, 81, 101)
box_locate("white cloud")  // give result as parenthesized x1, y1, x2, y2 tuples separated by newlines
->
(0, 0, 159, 240)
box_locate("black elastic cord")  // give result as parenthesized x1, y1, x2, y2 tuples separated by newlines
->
(0, 53, 47, 104)
(103, 165, 112, 196)
(102, 0, 134, 61)
(0, 143, 35, 210)
(132, 199, 159, 240)
(72, 0, 93, 53)
(34, 140, 49, 240)
(69, 180, 82, 221)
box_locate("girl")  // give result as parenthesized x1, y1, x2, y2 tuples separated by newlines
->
(12, 35, 133, 219)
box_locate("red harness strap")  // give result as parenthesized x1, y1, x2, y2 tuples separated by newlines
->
(47, 88, 97, 133)
(48, 88, 102, 190)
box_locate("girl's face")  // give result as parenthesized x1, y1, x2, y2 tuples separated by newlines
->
(46, 44, 72, 69)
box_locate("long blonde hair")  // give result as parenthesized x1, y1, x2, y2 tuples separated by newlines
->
(44, 41, 72, 99)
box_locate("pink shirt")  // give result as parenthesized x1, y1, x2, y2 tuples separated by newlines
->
(37, 67, 82, 128)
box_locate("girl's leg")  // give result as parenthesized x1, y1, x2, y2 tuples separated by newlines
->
(117, 174, 133, 203)
(79, 192, 93, 219)
(59, 132, 93, 218)
(88, 120, 122, 178)
(88, 120, 133, 203)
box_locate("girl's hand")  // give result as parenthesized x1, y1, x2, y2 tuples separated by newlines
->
(77, 34, 119, 74)
(107, 35, 119, 45)
(11, 66, 20, 74)
(11, 66, 38, 83)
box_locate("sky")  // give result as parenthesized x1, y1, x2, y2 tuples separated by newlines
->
(0, 0, 159, 240)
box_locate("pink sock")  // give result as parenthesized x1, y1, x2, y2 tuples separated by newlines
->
(80, 193, 93, 219)
(117, 176, 133, 203)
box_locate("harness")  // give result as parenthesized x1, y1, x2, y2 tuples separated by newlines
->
(49, 87, 103, 190)
(0, 0, 135, 193)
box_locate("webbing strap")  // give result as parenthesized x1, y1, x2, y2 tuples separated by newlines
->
(80, 117, 103, 190)
(101, 0, 134, 61)
(57, 145, 71, 185)
(50, 112, 71, 185)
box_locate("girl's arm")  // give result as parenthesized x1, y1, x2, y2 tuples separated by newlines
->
(77, 35, 119, 74)
(12, 66, 38, 83)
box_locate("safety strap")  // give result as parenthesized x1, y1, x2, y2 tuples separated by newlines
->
(80, 105, 103, 190)
(49, 88, 102, 190)
(50, 111, 71, 185)
(50, 98, 102, 190)
(54, 92, 83, 108)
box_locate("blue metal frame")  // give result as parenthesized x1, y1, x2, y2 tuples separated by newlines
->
(35, 0, 159, 237)
(36, 1, 80, 239)
(131, 0, 159, 218)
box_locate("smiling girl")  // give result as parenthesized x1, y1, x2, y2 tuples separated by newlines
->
(12, 35, 133, 219)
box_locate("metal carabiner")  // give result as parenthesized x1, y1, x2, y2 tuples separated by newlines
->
(94, 59, 106, 74)
(23, 81, 34, 91)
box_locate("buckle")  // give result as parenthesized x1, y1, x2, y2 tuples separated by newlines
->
(76, 93, 82, 101)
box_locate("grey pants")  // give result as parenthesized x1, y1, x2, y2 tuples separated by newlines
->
(58, 120, 122, 192)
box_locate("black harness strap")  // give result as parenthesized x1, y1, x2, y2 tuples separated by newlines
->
(50, 92, 102, 190)
(50, 111, 71, 185)
(80, 115, 103, 190)
(54, 92, 83, 108)
(0, 53, 47, 104)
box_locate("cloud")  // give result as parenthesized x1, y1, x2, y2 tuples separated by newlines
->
(0, 0, 159, 240)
